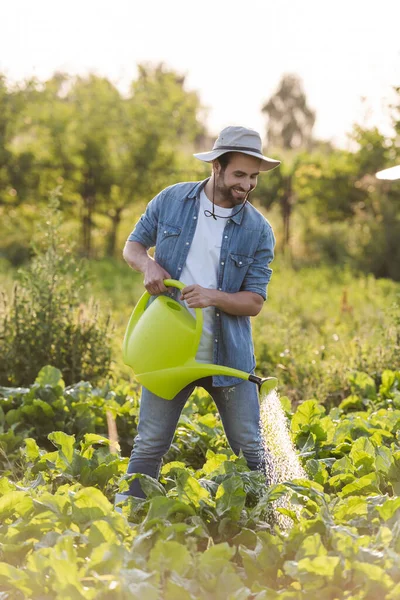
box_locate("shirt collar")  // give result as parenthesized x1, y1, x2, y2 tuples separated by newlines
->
(186, 178, 245, 225)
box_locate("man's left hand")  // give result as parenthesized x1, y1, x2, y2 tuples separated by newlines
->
(180, 284, 216, 308)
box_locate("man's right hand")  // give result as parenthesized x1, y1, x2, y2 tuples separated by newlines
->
(143, 259, 172, 295)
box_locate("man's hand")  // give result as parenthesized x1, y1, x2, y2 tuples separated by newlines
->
(180, 284, 216, 308)
(144, 260, 171, 295)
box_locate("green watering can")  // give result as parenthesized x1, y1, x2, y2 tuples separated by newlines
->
(122, 279, 278, 400)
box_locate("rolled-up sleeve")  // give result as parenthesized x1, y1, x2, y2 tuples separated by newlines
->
(127, 191, 164, 249)
(241, 224, 275, 300)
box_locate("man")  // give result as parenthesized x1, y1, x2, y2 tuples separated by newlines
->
(118, 125, 280, 501)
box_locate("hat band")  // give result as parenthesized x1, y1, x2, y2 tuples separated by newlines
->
(214, 145, 263, 155)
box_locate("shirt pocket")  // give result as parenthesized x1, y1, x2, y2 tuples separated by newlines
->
(226, 253, 254, 291)
(156, 222, 182, 260)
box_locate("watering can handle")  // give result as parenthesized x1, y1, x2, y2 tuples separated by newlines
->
(129, 279, 204, 356)
(163, 281, 204, 355)
(164, 280, 204, 355)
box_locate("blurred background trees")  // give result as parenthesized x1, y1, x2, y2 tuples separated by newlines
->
(0, 67, 399, 279)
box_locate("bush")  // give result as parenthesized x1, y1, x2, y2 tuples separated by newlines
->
(0, 188, 113, 386)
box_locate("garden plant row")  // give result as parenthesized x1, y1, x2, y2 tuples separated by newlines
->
(0, 366, 399, 599)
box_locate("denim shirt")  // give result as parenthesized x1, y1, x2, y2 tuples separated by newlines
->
(128, 178, 275, 387)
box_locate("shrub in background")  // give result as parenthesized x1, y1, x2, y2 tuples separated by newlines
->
(0, 188, 113, 386)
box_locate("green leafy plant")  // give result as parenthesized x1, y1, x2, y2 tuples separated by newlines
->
(0, 188, 113, 386)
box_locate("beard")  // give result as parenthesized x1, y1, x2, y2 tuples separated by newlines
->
(215, 173, 254, 206)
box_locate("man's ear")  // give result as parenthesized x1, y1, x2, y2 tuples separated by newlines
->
(212, 159, 221, 175)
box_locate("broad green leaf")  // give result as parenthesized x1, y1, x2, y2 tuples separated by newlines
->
(88, 520, 118, 547)
(0, 477, 16, 495)
(24, 438, 41, 461)
(375, 497, 400, 522)
(35, 365, 65, 390)
(349, 436, 376, 462)
(352, 561, 393, 592)
(0, 562, 31, 594)
(80, 433, 110, 456)
(387, 583, 400, 600)
(87, 542, 125, 573)
(33, 491, 70, 516)
(0, 491, 32, 519)
(375, 525, 392, 546)
(305, 459, 329, 485)
(174, 469, 212, 507)
(144, 496, 195, 523)
(291, 400, 325, 434)
(201, 450, 231, 476)
(339, 472, 380, 498)
(375, 446, 392, 475)
(333, 497, 368, 521)
(215, 476, 246, 520)
(231, 528, 258, 549)
(388, 451, 400, 495)
(284, 555, 340, 579)
(198, 543, 235, 575)
(348, 371, 377, 399)
(48, 431, 75, 464)
(330, 455, 355, 476)
(295, 533, 327, 560)
(148, 539, 192, 576)
(161, 461, 187, 475)
(338, 394, 364, 412)
(22, 398, 54, 418)
(379, 369, 399, 396)
(164, 576, 195, 600)
(132, 473, 166, 498)
(328, 472, 356, 492)
(70, 487, 112, 523)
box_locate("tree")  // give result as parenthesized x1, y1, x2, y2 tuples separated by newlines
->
(260, 75, 316, 251)
(103, 63, 206, 257)
(262, 74, 316, 151)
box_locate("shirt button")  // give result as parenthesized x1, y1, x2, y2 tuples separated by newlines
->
(216, 313, 220, 317)
(164, 230, 167, 234)
(178, 267, 182, 271)
(215, 339, 218, 343)
(193, 216, 197, 220)
(221, 261, 224, 265)
(224, 235, 228, 239)
(186, 242, 189, 245)
(218, 287, 222, 291)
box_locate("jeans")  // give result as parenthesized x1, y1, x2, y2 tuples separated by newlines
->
(124, 377, 268, 498)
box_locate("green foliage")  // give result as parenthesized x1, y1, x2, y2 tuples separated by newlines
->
(0, 365, 140, 468)
(0, 366, 400, 598)
(0, 67, 206, 259)
(0, 191, 113, 386)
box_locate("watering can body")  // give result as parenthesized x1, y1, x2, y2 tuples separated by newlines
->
(123, 279, 277, 399)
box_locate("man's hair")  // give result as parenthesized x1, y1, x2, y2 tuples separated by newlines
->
(215, 152, 234, 171)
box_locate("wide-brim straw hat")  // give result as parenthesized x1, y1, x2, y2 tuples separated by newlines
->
(194, 126, 280, 172)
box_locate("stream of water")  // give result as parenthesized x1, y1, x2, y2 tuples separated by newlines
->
(259, 388, 306, 529)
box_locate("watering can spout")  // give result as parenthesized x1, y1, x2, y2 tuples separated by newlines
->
(123, 279, 278, 400)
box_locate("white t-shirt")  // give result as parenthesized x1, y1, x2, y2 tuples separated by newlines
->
(180, 189, 232, 363)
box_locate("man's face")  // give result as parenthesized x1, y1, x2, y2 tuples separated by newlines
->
(215, 153, 261, 207)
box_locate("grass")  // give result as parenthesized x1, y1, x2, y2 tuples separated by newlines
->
(86, 256, 400, 406)
(1, 254, 399, 406)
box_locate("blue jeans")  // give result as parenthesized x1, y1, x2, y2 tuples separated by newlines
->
(124, 377, 268, 498)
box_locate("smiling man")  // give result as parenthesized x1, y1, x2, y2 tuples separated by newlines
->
(118, 126, 280, 502)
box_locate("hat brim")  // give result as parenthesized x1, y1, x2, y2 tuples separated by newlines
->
(193, 149, 280, 172)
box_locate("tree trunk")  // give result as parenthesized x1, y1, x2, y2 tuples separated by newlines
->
(281, 175, 294, 252)
(82, 195, 95, 258)
(106, 208, 123, 258)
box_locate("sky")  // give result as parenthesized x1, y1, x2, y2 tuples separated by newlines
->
(1, 0, 399, 148)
